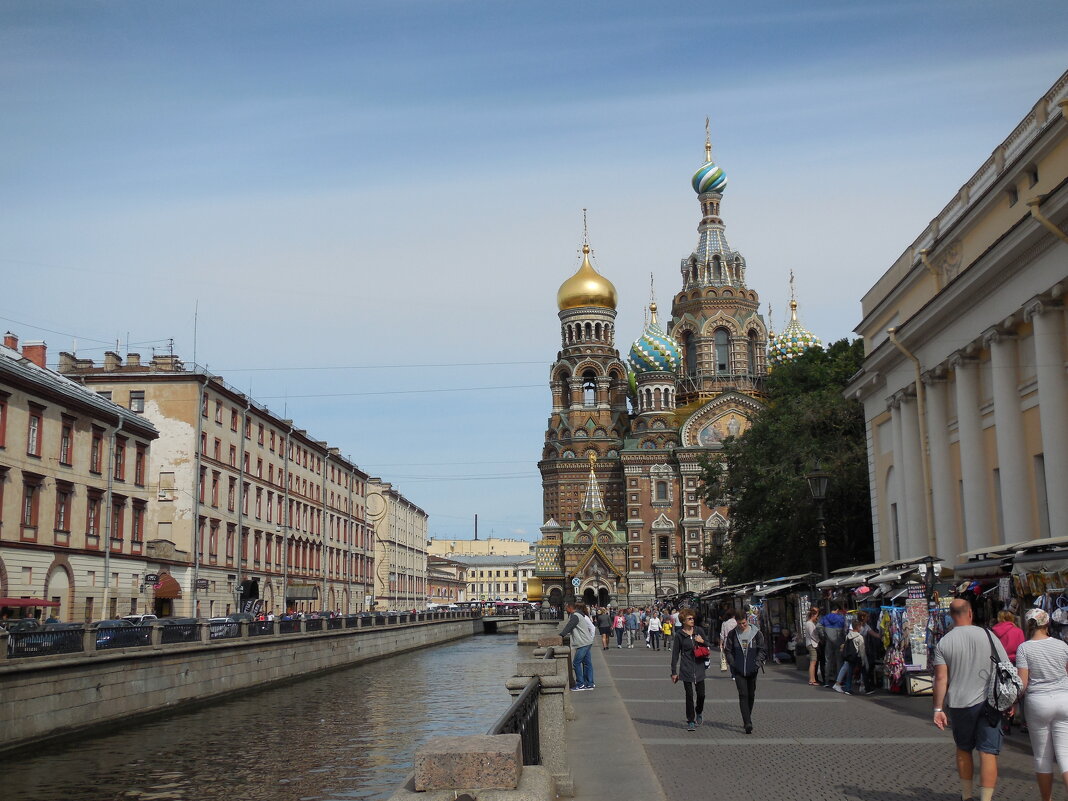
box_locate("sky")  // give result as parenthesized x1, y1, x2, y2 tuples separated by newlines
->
(2, 1, 1066, 540)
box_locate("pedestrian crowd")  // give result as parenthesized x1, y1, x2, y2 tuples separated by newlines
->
(560, 596, 1068, 801)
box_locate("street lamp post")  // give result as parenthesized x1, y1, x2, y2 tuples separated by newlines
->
(806, 460, 831, 607)
(673, 551, 685, 595)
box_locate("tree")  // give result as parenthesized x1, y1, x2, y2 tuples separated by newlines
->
(699, 339, 874, 583)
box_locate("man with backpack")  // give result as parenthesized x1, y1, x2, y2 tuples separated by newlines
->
(559, 601, 597, 690)
(932, 598, 1011, 801)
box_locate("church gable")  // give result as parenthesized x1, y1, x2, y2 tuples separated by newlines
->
(568, 544, 624, 579)
(679, 391, 765, 448)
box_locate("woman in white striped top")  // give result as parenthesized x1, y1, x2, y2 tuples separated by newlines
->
(1015, 607, 1068, 801)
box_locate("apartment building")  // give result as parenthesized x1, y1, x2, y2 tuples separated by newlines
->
(449, 554, 537, 602)
(427, 555, 467, 605)
(427, 536, 534, 557)
(0, 334, 158, 622)
(60, 350, 374, 616)
(366, 478, 428, 610)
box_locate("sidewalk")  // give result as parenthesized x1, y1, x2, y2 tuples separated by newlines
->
(566, 642, 1039, 801)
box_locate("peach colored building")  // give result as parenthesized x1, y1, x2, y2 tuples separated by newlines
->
(0, 334, 158, 622)
(60, 351, 374, 616)
(846, 71, 1068, 564)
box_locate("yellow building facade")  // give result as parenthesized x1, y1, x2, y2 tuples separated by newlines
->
(427, 537, 533, 557)
(847, 71, 1068, 563)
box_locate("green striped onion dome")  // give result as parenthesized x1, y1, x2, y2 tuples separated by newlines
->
(692, 160, 727, 194)
(628, 305, 681, 374)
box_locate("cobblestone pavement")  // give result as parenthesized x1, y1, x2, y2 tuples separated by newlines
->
(595, 644, 1039, 801)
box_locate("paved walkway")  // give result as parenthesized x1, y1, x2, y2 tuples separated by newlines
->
(567, 643, 1040, 801)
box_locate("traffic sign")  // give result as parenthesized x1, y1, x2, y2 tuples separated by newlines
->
(571, 577, 580, 588)
(144, 573, 160, 584)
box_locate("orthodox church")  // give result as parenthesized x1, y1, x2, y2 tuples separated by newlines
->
(534, 131, 820, 608)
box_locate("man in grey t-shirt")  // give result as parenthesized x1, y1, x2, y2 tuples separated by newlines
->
(932, 598, 1009, 801)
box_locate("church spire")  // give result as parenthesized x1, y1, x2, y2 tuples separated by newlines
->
(582, 452, 605, 512)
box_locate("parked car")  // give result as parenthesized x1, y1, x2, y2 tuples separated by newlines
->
(122, 614, 158, 626)
(1, 618, 41, 633)
(93, 619, 150, 649)
(208, 612, 254, 639)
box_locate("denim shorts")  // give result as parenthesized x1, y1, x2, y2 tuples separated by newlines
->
(949, 701, 1003, 755)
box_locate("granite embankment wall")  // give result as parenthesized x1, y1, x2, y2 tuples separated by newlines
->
(0, 617, 480, 753)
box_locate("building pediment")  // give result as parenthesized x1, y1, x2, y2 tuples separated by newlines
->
(651, 512, 676, 530)
(568, 544, 623, 580)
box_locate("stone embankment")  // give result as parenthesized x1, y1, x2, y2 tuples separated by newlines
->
(0, 613, 479, 753)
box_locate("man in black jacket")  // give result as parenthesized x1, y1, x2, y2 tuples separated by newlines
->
(724, 612, 767, 734)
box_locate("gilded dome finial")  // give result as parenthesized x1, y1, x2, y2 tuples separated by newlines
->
(556, 211, 618, 311)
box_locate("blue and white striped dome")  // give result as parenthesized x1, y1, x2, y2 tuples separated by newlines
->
(628, 304, 681, 374)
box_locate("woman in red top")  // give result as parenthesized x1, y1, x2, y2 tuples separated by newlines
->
(993, 609, 1027, 735)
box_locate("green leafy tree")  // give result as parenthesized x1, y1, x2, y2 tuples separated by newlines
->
(699, 338, 874, 583)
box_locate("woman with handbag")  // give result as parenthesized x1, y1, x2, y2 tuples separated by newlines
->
(612, 610, 626, 648)
(670, 608, 710, 732)
(1014, 608, 1068, 801)
(724, 611, 767, 734)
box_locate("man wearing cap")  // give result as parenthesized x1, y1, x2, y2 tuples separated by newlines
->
(932, 598, 1010, 801)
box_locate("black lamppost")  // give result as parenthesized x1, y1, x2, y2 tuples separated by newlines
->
(653, 564, 662, 599)
(806, 460, 831, 588)
(673, 550, 686, 595)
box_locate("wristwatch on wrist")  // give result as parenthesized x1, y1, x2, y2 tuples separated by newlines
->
(934, 708, 943, 713)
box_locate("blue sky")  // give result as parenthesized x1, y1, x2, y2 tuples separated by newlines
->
(2, 1, 1066, 539)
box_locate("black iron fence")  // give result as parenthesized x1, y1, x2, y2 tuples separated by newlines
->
(2, 610, 479, 661)
(487, 675, 541, 766)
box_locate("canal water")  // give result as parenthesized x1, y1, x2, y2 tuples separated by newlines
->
(6, 633, 523, 801)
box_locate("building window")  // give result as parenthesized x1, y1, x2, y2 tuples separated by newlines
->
(257, 424, 264, 445)
(129, 391, 145, 413)
(269, 430, 275, 452)
(87, 492, 102, 538)
(582, 371, 597, 407)
(59, 419, 74, 465)
(27, 408, 43, 456)
(656, 481, 668, 501)
(91, 428, 103, 473)
(22, 478, 41, 528)
(747, 330, 758, 375)
(714, 328, 730, 374)
(209, 520, 219, 560)
(111, 500, 125, 543)
(55, 482, 73, 532)
(231, 410, 238, 431)
(658, 536, 669, 561)
(229, 444, 236, 466)
(132, 503, 145, 544)
(114, 436, 126, 481)
(0, 394, 8, 446)
(96, 391, 112, 402)
(211, 472, 220, 506)
(214, 401, 223, 424)
(245, 418, 252, 439)
(228, 478, 236, 511)
(135, 444, 146, 486)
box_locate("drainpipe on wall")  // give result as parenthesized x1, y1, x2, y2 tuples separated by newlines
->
(321, 451, 329, 613)
(887, 328, 937, 559)
(191, 374, 209, 618)
(102, 414, 125, 618)
(1027, 196, 1068, 244)
(281, 423, 292, 613)
(918, 249, 943, 291)
(235, 398, 251, 612)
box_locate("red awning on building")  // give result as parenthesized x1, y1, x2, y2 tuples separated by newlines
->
(152, 574, 183, 599)
(0, 598, 60, 607)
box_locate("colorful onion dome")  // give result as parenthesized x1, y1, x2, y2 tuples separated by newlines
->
(768, 300, 822, 365)
(692, 160, 727, 195)
(557, 243, 618, 311)
(628, 303, 681, 373)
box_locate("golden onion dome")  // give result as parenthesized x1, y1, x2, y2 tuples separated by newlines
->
(557, 244, 618, 311)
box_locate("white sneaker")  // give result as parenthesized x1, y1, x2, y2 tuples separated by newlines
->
(833, 684, 845, 694)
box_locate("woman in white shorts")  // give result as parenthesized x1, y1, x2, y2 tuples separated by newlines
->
(1015, 608, 1068, 801)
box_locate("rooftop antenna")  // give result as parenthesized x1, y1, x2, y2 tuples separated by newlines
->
(192, 299, 199, 365)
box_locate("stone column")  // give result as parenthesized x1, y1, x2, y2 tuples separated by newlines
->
(923, 371, 960, 560)
(1027, 298, 1068, 534)
(897, 391, 928, 557)
(508, 657, 573, 796)
(951, 353, 993, 548)
(888, 395, 910, 558)
(985, 328, 1036, 539)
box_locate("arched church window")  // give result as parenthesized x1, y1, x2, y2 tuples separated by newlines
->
(747, 330, 758, 375)
(656, 481, 668, 501)
(714, 328, 730, 375)
(712, 256, 722, 282)
(654, 387, 662, 410)
(584, 322, 593, 340)
(582, 371, 596, 408)
(681, 333, 697, 377)
(595, 322, 602, 341)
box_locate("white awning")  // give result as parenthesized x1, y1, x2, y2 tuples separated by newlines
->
(754, 581, 806, 597)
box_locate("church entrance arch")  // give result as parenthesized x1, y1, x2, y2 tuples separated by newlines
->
(582, 587, 597, 607)
(597, 587, 610, 607)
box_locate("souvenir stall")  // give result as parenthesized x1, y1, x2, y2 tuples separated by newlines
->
(954, 542, 1021, 626)
(1011, 536, 1068, 643)
(868, 557, 953, 695)
(752, 574, 818, 667)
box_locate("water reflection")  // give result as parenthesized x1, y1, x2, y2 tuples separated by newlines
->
(6, 634, 522, 801)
